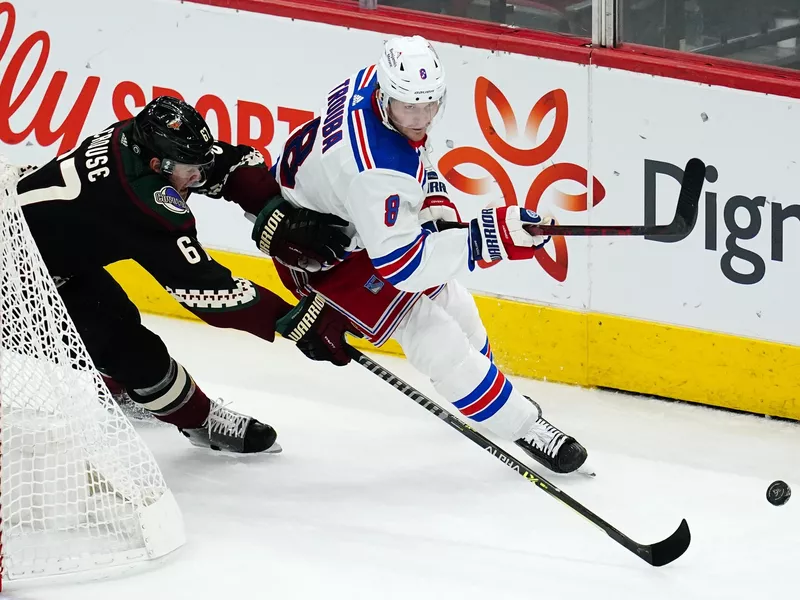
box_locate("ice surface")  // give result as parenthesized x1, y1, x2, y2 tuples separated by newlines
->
(5, 314, 798, 600)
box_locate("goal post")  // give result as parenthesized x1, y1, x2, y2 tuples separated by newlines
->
(0, 161, 185, 588)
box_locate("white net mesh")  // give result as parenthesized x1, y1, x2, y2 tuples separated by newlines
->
(0, 161, 184, 584)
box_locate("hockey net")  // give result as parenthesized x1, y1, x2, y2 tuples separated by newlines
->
(0, 161, 184, 587)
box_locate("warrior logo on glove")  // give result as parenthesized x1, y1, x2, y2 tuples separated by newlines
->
(252, 195, 351, 273)
(275, 293, 362, 366)
(468, 205, 554, 270)
(480, 211, 502, 261)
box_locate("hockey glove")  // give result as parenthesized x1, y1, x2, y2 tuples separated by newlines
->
(420, 195, 462, 233)
(276, 293, 362, 366)
(468, 206, 553, 269)
(420, 171, 462, 233)
(252, 195, 351, 272)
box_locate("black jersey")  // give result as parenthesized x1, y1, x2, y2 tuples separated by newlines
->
(16, 120, 291, 342)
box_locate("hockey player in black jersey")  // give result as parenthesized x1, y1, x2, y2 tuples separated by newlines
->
(16, 96, 359, 454)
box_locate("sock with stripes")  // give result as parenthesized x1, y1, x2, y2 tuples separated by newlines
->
(125, 358, 211, 429)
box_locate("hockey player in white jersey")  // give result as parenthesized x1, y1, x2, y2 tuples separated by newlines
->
(257, 35, 588, 474)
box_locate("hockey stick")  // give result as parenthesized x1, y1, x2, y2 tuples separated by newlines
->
(348, 347, 691, 567)
(439, 157, 705, 238)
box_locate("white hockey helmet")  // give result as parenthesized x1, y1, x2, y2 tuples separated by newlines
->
(376, 35, 447, 134)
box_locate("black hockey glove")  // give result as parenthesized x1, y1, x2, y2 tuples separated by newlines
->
(276, 293, 362, 366)
(252, 195, 350, 272)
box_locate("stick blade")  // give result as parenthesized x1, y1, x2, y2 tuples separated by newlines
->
(642, 518, 691, 567)
(674, 158, 706, 231)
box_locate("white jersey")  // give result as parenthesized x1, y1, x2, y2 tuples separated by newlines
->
(273, 65, 541, 447)
(273, 65, 470, 293)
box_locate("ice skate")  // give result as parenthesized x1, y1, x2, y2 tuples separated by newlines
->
(515, 411, 587, 474)
(101, 375, 158, 423)
(180, 399, 281, 454)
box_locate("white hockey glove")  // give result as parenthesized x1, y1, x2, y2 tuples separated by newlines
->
(468, 206, 554, 269)
(420, 195, 462, 231)
(420, 170, 462, 232)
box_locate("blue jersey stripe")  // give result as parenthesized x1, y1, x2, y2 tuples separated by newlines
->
(344, 68, 423, 179)
(383, 248, 425, 286)
(372, 231, 427, 267)
(347, 110, 365, 173)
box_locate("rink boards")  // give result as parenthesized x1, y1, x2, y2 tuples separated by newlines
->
(6, 0, 800, 419)
(108, 252, 800, 421)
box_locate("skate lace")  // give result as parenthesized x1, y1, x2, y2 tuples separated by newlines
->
(207, 399, 249, 440)
(524, 417, 567, 458)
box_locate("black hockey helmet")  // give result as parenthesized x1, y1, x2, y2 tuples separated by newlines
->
(132, 96, 215, 183)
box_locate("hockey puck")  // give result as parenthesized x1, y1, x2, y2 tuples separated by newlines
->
(766, 480, 791, 506)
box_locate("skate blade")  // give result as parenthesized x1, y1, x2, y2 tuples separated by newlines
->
(264, 441, 283, 454)
(521, 453, 595, 478)
(190, 440, 283, 455)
